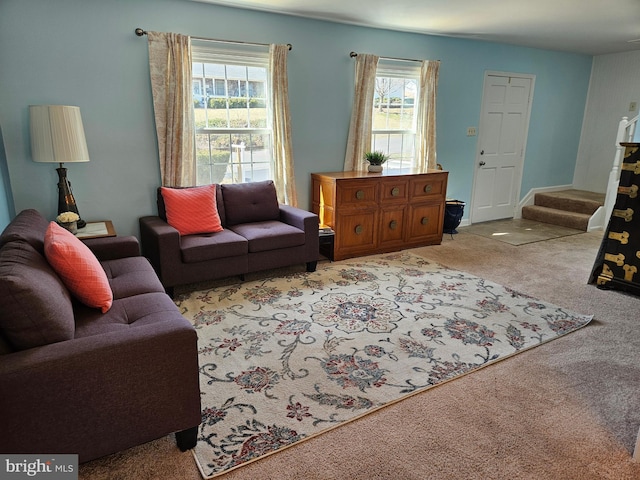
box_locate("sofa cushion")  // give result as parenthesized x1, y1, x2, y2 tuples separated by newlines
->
(73, 291, 188, 338)
(230, 221, 306, 253)
(101, 256, 165, 300)
(44, 222, 113, 313)
(0, 209, 50, 253)
(180, 229, 248, 263)
(160, 184, 223, 236)
(221, 180, 280, 226)
(0, 240, 75, 350)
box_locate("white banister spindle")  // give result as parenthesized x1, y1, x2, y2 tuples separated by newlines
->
(602, 115, 639, 227)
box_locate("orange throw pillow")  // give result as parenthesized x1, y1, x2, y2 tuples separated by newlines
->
(160, 184, 223, 236)
(44, 222, 113, 313)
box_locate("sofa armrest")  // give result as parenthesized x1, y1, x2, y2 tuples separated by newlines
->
(139, 216, 182, 286)
(0, 317, 201, 462)
(279, 204, 319, 233)
(84, 235, 141, 261)
(279, 205, 319, 262)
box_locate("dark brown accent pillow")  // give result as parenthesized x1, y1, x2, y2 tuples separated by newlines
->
(221, 180, 280, 226)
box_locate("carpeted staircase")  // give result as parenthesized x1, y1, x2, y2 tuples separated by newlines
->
(521, 189, 605, 231)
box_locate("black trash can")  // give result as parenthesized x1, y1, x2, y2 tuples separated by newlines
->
(443, 200, 465, 234)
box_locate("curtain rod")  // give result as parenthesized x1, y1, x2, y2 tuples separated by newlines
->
(135, 28, 291, 50)
(349, 51, 425, 63)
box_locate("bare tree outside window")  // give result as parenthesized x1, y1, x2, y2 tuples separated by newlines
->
(372, 74, 418, 170)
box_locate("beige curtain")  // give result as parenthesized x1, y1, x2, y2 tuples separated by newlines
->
(343, 54, 379, 172)
(269, 44, 297, 205)
(415, 60, 440, 171)
(147, 31, 195, 187)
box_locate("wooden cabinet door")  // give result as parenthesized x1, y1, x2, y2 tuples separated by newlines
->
(406, 203, 444, 242)
(378, 206, 406, 248)
(335, 210, 377, 257)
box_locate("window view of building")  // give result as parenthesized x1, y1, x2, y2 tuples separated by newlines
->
(372, 60, 419, 170)
(192, 43, 272, 185)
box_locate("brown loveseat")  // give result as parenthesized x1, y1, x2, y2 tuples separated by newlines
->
(0, 209, 201, 463)
(139, 180, 319, 295)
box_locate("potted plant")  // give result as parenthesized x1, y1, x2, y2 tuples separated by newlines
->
(56, 211, 80, 234)
(364, 151, 389, 173)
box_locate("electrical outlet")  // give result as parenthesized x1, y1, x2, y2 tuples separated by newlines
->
(467, 127, 477, 136)
(630, 102, 637, 112)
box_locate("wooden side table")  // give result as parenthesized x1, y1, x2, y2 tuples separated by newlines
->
(319, 227, 335, 261)
(75, 221, 116, 240)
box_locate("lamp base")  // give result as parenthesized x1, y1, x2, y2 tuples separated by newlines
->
(56, 165, 85, 228)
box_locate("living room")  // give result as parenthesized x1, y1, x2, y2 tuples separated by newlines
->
(1, 1, 640, 479)
(1, 0, 628, 233)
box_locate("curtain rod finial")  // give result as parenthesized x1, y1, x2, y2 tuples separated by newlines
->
(135, 28, 147, 37)
(350, 51, 358, 58)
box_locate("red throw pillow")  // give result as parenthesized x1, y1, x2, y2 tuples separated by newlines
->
(160, 184, 223, 236)
(44, 222, 113, 313)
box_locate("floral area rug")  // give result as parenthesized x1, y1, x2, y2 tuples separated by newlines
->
(174, 252, 592, 478)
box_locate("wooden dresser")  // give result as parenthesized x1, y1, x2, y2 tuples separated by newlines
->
(311, 170, 448, 261)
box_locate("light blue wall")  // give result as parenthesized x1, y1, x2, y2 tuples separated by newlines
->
(0, 0, 593, 236)
(0, 125, 16, 230)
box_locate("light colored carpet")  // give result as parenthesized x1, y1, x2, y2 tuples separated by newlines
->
(79, 230, 640, 480)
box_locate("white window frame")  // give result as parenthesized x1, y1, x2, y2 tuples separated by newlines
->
(192, 41, 274, 185)
(372, 59, 421, 170)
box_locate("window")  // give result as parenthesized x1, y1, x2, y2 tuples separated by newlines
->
(192, 41, 272, 185)
(371, 59, 420, 170)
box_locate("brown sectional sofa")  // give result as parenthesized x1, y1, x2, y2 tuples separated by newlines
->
(140, 180, 319, 295)
(0, 209, 201, 462)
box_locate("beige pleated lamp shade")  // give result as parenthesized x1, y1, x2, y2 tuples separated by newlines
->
(29, 105, 90, 163)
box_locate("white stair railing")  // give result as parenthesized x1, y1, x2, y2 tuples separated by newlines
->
(590, 115, 639, 231)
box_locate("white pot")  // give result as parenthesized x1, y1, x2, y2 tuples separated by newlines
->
(368, 164, 383, 173)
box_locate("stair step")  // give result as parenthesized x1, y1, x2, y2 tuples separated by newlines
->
(534, 190, 604, 215)
(521, 205, 590, 231)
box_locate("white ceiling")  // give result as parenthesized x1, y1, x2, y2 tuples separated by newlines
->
(192, 0, 640, 56)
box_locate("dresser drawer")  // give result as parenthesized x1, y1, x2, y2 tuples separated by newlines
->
(379, 179, 409, 203)
(409, 174, 447, 201)
(336, 180, 378, 207)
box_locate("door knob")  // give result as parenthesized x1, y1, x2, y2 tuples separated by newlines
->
(479, 161, 486, 166)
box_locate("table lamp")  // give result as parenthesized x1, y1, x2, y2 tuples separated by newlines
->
(29, 105, 90, 228)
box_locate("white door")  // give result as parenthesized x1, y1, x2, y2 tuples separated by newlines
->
(471, 72, 534, 223)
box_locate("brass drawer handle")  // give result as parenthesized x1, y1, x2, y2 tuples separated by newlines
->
(391, 187, 400, 196)
(355, 225, 364, 235)
(421, 217, 429, 225)
(355, 190, 364, 200)
(423, 184, 433, 193)
(389, 220, 398, 230)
